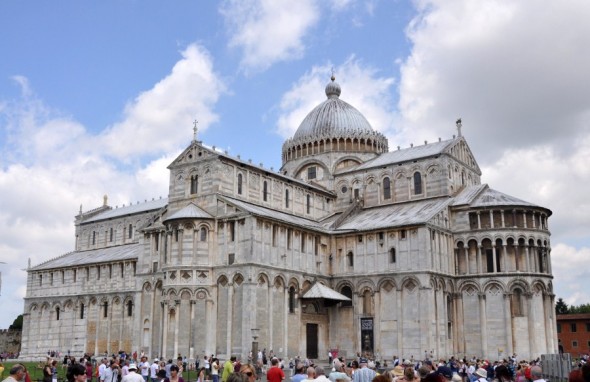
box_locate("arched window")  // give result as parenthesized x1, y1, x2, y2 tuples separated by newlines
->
(127, 301, 133, 317)
(340, 286, 353, 307)
(190, 175, 199, 194)
(413, 172, 422, 194)
(103, 302, 108, 318)
(263, 181, 268, 202)
(347, 251, 354, 267)
(237, 174, 243, 195)
(200, 227, 207, 242)
(285, 189, 290, 208)
(389, 247, 396, 263)
(289, 286, 296, 313)
(128, 224, 133, 239)
(80, 303, 85, 319)
(306, 194, 311, 214)
(383, 177, 391, 200)
(56, 307, 60, 321)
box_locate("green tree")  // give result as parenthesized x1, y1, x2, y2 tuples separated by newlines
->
(555, 298, 569, 314)
(569, 303, 590, 314)
(9, 314, 23, 330)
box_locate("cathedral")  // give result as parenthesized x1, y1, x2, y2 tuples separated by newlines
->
(20, 77, 556, 362)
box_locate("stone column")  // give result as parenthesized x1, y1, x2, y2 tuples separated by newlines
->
(526, 293, 536, 358)
(375, 290, 382, 357)
(525, 245, 531, 272)
(477, 212, 481, 229)
(456, 293, 465, 356)
(543, 293, 553, 354)
(492, 245, 498, 273)
(501, 245, 507, 272)
(227, 284, 234, 356)
(174, 300, 180, 357)
(162, 301, 169, 358)
(489, 210, 494, 228)
(397, 288, 403, 355)
(284, 287, 289, 358)
(207, 286, 218, 355)
(478, 245, 484, 274)
(464, 247, 469, 275)
(94, 302, 100, 356)
(503, 293, 513, 356)
(523, 212, 528, 228)
(478, 293, 488, 357)
(268, 283, 273, 352)
(501, 210, 505, 228)
(190, 300, 196, 359)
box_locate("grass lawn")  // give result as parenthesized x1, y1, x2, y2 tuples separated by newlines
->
(2, 361, 68, 382)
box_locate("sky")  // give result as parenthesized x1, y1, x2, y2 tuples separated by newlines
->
(1, 0, 590, 330)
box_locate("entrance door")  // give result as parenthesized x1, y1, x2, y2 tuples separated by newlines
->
(306, 323, 318, 359)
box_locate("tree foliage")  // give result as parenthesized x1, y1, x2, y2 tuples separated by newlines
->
(555, 298, 569, 314)
(9, 314, 23, 330)
(569, 303, 590, 314)
(555, 297, 590, 314)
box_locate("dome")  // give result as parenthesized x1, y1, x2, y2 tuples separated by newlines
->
(281, 77, 388, 166)
(292, 77, 375, 141)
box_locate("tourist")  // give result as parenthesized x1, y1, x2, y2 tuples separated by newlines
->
(301, 367, 315, 382)
(67, 364, 88, 382)
(223, 357, 237, 382)
(85, 360, 94, 382)
(472, 369, 486, 382)
(239, 364, 257, 382)
(140, 357, 150, 382)
(3, 364, 25, 382)
(212, 358, 220, 382)
(267, 358, 285, 382)
(291, 364, 307, 382)
(122, 364, 143, 382)
(329, 360, 351, 382)
(436, 367, 453, 382)
(150, 359, 160, 382)
(99, 359, 109, 382)
(353, 359, 376, 382)
(167, 365, 184, 382)
(493, 365, 513, 382)
(314, 367, 329, 382)
(228, 373, 248, 382)
(196, 368, 207, 382)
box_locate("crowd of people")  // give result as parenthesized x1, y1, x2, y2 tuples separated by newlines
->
(2, 351, 590, 382)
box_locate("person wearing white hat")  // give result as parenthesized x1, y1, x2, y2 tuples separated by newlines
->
(474, 368, 487, 382)
(150, 360, 160, 382)
(122, 364, 143, 382)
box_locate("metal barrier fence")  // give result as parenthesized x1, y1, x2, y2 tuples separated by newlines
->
(541, 353, 572, 382)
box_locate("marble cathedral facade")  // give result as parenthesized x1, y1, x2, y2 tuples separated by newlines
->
(21, 78, 556, 362)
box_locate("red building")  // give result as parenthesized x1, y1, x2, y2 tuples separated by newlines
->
(557, 313, 590, 356)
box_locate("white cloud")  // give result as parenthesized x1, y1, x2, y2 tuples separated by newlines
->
(276, 57, 396, 139)
(551, 243, 590, 305)
(398, 0, 590, 161)
(99, 44, 226, 160)
(398, 0, 590, 305)
(0, 44, 224, 328)
(220, 0, 320, 72)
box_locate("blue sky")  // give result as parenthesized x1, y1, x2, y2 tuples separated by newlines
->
(1, 0, 590, 330)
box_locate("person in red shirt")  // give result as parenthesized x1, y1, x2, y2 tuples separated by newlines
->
(266, 358, 285, 382)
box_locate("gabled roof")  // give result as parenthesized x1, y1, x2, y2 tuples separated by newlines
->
(302, 282, 351, 301)
(170, 141, 335, 197)
(450, 185, 488, 206)
(83, 198, 168, 223)
(471, 188, 542, 208)
(333, 197, 451, 231)
(165, 202, 213, 222)
(451, 184, 547, 211)
(349, 138, 456, 172)
(218, 195, 329, 232)
(30, 243, 141, 271)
